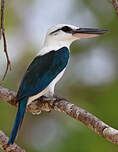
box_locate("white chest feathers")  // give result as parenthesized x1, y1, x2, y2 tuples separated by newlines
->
(27, 68, 66, 105)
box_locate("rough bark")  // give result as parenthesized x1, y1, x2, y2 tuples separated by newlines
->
(0, 85, 118, 151)
(0, 130, 25, 152)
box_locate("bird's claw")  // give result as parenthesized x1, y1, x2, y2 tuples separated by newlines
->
(32, 110, 42, 115)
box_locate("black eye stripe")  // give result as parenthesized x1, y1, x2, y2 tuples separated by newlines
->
(50, 26, 73, 35)
(50, 29, 60, 35)
(61, 26, 72, 33)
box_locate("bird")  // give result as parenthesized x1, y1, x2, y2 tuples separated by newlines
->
(8, 24, 108, 145)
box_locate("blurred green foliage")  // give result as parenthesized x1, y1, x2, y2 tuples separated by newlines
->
(1, 0, 118, 151)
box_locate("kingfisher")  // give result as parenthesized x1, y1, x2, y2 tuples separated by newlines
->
(8, 24, 107, 145)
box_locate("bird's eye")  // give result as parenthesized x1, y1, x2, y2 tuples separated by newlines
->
(61, 26, 72, 33)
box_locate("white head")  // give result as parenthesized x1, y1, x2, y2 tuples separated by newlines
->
(44, 24, 108, 48)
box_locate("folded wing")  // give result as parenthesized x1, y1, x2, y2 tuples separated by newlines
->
(17, 47, 69, 101)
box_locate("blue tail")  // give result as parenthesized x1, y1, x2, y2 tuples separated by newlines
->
(8, 97, 28, 145)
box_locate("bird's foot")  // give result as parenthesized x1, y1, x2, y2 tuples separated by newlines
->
(38, 95, 55, 113)
(32, 110, 42, 115)
(43, 94, 56, 102)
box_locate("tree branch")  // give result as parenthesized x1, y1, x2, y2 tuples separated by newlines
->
(0, 130, 25, 152)
(111, 0, 118, 16)
(0, 85, 118, 150)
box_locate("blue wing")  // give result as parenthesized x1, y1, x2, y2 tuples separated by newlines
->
(17, 47, 69, 101)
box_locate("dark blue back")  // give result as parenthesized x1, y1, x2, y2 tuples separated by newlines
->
(17, 47, 69, 101)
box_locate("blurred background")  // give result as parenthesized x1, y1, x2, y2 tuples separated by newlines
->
(0, 0, 118, 151)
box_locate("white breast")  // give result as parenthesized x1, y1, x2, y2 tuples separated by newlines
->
(27, 68, 66, 105)
(46, 68, 66, 96)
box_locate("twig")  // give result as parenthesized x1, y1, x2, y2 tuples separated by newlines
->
(0, 85, 118, 147)
(0, 0, 11, 82)
(111, 0, 118, 16)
